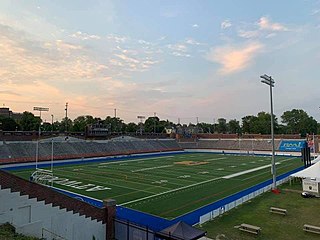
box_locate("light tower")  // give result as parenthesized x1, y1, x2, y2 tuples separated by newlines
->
(260, 74, 277, 191)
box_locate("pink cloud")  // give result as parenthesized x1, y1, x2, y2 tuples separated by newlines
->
(207, 42, 263, 74)
(258, 17, 287, 31)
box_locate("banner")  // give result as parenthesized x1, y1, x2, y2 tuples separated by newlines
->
(279, 140, 307, 152)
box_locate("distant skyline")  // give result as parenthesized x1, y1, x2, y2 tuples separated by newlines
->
(0, 1, 320, 124)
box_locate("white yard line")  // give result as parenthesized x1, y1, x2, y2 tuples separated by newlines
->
(222, 157, 292, 179)
(121, 176, 221, 206)
(98, 156, 174, 165)
(205, 157, 227, 162)
(131, 165, 173, 173)
(121, 157, 296, 206)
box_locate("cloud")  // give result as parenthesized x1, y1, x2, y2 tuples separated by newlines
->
(106, 34, 127, 43)
(0, 91, 20, 96)
(71, 31, 101, 40)
(221, 20, 232, 29)
(0, 25, 109, 84)
(238, 29, 259, 39)
(206, 42, 263, 74)
(238, 17, 288, 39)
(167, 43, 191, 57)
(110, 51, 158, 72)
(258, 17, 287, 31)
(192, 24, 199, 28)
(185, 38, 201, 45)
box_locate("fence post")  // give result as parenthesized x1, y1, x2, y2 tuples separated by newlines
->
(103, 199, 116, 240)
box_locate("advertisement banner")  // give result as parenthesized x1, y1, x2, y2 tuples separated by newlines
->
(279, 140, 307, 152)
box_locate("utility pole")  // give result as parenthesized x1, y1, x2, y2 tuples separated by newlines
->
(65, 102, 68, 134)
(114, 108, 117, 118)
(51, 114, 54, 133)
(154, 112, 156, 133)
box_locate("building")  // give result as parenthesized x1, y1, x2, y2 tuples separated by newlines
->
(0, 107, 23, 121)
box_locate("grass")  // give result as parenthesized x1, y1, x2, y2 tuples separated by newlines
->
(199, 181, 320, 240)
(0, 223, 39, 240)
(9, 153, 303, 219)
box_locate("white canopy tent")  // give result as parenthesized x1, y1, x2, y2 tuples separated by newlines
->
(291, 156, 320, 180)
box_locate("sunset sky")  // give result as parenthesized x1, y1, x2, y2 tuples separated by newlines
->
(1, 0, 320, 124)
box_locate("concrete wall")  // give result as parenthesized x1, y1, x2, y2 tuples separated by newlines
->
(0, 188, 106, 240)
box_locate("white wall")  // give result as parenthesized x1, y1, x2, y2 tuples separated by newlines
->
(0, 187, 106, 240)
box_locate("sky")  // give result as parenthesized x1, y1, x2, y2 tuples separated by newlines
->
(0, 0, 320, 124)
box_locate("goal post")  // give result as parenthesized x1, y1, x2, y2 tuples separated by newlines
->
(30, 168, 54, 186)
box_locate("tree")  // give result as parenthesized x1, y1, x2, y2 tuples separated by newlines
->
(41, 122, 52, 132)
(104, 116, 124, 133)
(19, 111, 41, 131)
(242, 112, 278, 134)
(254, 112, 273, 134)
(217, 118, 227, 133)
(0, 116, 19, 131)
(59, 118, 73, 132)
(281, 109, 317, 136)
(242, 115, 257, 134)
(198, 123, 213, 133)
(228, 119, 240, 134)
(72, 115, 99, 132)
(144, 116, 160, 133)
(126, 122, 138, 133)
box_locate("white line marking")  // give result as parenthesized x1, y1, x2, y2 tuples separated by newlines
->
(121, 176, 221, 206)
(223, 162, 282, 179)
(121, 157, 295, 206)
(206, 157, 227, 162)
(98, 156, 174, 165)
(131, 165, 173, 173)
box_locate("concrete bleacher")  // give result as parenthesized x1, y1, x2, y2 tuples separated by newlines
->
(179, 139, 282, 151)
(0, 139, 182, 164)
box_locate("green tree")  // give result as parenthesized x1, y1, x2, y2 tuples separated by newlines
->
(217, 118, 227, 133)
(242, 112, 278, 134)
(0, 116, 19, 131)
(228, 119, 240, 134)
(158, 120, 174, 133)
(144, 116, 159, 133)
(72, 115, 99, 132)
(59, 118, 73, 132)
(126, 122, 138, 133)
(19, 112, 41, 131)
(281, 109, 317, 136)
(104, 116, 124, 133)
(242, 115, 257, 134)
(198, 123, 213, 133)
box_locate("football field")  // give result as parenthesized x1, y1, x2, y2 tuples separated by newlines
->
(11, 153, 302, 219)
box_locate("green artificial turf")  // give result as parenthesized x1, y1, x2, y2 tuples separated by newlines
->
(10, 153, 303, 219)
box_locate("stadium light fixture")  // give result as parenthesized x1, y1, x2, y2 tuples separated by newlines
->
(260, 74, 277, 191)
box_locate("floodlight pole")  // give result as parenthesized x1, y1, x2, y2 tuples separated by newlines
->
(33, 107, 49, 170)
(260, 74, 276, 190)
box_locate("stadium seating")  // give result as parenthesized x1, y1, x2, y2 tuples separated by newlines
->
(0, 139, 182, 164)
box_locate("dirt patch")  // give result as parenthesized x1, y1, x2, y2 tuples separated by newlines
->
(175, 161, 209, 166)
